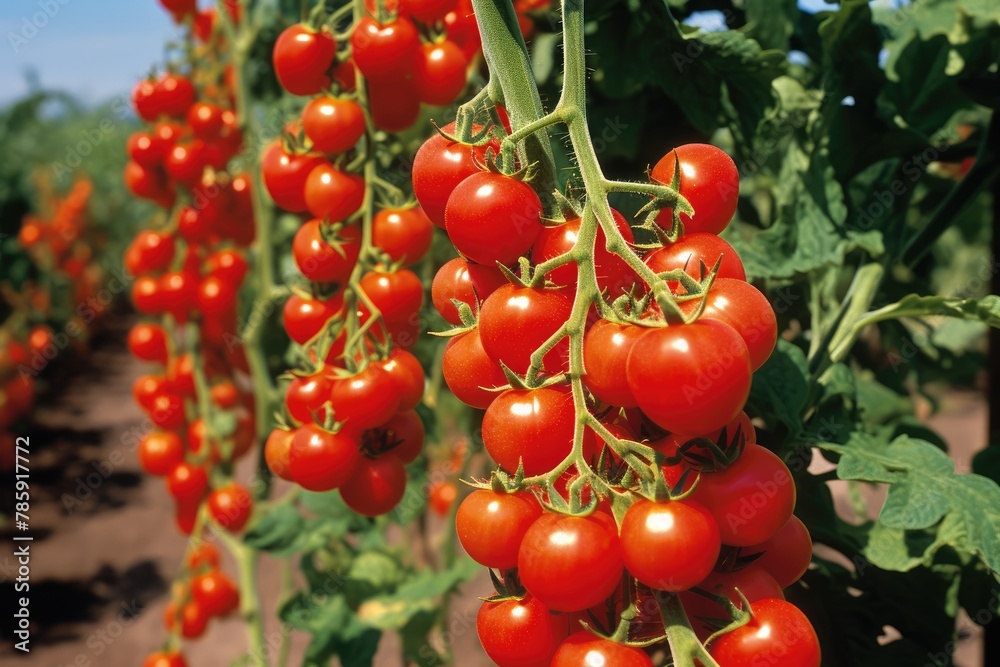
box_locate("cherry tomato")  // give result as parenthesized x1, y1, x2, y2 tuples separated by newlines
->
(372, 207, 434, 266)
(289, 425, 362, 491)
(442, 327, 508, 409)
(620, 498, 721, 591)
(691, 444, 795, 546)
(414, 40, 468, 105)
(265, 428, 296, 481)
(138, 431, 184, 476)
(679, 564, 784, 639)
(127, 131, 168, 168)
(457, 489, 542, 569)
(445, 171, 542, 266)
(368, 74, 422, 133)
(208, 483, 253, 533)
(132, 78, 162, 121)
(158, 270, 199, 321)
(186, 542, 221, 571)
(133, 374, 168, 411)
(304, 163, 365, 221)
(444, 0, 481, 60)
(167, 463, 208, 504)
(187, 102, 225, 139)
(477, 596, 569, 667)
(645, 233, 746, 290)
(191, 570, 239, 617)
(179, 600, 209, 638)
(582, 319, 646, 407)
(302, 97, 366, 155)
(412, 122, 499, 225)
(483, 386, 595, 476)
(124, 161, 174, 207)
(625, 320, 751, 435)
(340, 454, 407, 516)
(285, 370, 333, 425)
(478, 283, 572, 375)
(292, 220, 362, 283)
(351, 16, 420, 80)
(197, 276, 237, 314)
(401, 0, 458, 22)
(128, 323, 169, 364)
(709, 598, 821, 667)
(743, 515, 812, 588)
(143, 651, 188, 667)
(551, 632, 654, 667)
(651, 143, 739, 236)
(283, 292, 344, 345)
(331, 364, 401, 431)
(518, 512, 624, 612)
(125, 230, 176, 276)
(164, 141, 207, 186)
(431, 257, 506, 325)
(377, 350, 425, 411)
(358, 268, 424, 332)
(155, 73, 196, 118)
(680, 278, 777, 371)
(206, 249, 249, 285)
(261, 142, 326, 212)
(428, 480, 457, 516)
(149, 392, 187, 430)
(367, 409, 425, 462)
(272, 24, 337, 95)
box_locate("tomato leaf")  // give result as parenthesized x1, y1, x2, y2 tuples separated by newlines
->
(356, 558, 480, 631)
(748, 339, 808, 433)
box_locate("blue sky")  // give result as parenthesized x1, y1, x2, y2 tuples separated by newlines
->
(0, 0, 183, 106)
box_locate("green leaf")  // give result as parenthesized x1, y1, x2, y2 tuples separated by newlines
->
(867, 293, 1000, 328)
(243, 504, 305, 555)
(356, 558, 480, 631)
(822, 434, 1000, 575)
(749, 339, 808, 433)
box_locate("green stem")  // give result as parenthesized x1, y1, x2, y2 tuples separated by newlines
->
(825, 263, 886, 364)
(658, 593, 720, 667)
(227, 536, 268, 667)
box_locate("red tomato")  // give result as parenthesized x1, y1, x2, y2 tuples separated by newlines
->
(149, 392, 186, 430)
(283, 292, 344, 345)
(155, 73, 196, 118)
(445, 171, 542, 266)
(350, 16, 420, 80)
(272, 24, 337, 95)
(679, 564, 784, 639)
(401, 0, 458, 22)
(372, 207, 434, 266)
(261, 142, 326, 212)
(442, 327, 508, 408)
(431, 257, 506, 325)
(186, 543, 220, 571)
(478, 596, 569, 667)
(691, 444, 796, 546)
(164, 141, 207, 186)
(414, 41, 468, 105)
(128, 131, 168, 168)
(358, 268, 424, 332)
(292, 220, 362, 283)
(265, 428, 296, 481)
(125, 230, 176, 276)
(124, 161, 175, 207)
(478, 283, 572, 375)
(681, 278, 777, 371)
(651, 143, 739, 236)
(645, 233, 746, 290)
(289, 425, 362, 491)
(197, 276, 237, 314)
(133, 374, 167, 411)
(377, 350, 425, 411)
(158, 270, 199, 321)
(368, 74, 422, 133)
(205, 249, 249, 285)
(582, 319, 646, 408)
(207, 483, 253, 533)
(444, 0, 481, 60)
(340, 454, 407, 516)
(303, 163, 365, 221)
(551, 632, 654, 667)
(457, 489, 542, 569)
(285, 370, 333, 425)
(620, 499, 721, 591)
(368, 409, 425, 462)
(187, 102, 225, 139)
(482, 386, 594, 476)
(179, 600, 209, 638)
(167, 463, 208, 504)
(127, 323, 169, 364)
(412, 122, 499, 226)
(531, 208, 638, 297)
(143, 651, 188, 667)
(331, 364, 401, 431)
(625, 320, 751, 435)
(132, 78, 162, 121)
(428, 480, 457, 516)
(518, 512, 624, 612)
(709, 598, 821, 667)
(743, 515, 812, 588)
(191, 570, 239, 617)
(302, 97, 366, 154)
(138, 431, 184, 476)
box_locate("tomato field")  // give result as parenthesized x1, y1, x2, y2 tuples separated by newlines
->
(2, 0, 1000, 666)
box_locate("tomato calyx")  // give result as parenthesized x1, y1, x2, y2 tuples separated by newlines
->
(483, 568, 530, 602)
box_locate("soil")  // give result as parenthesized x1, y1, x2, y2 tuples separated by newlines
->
(0, 317, 989, 666)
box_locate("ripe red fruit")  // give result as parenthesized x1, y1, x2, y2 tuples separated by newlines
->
(412, 122, 499, 226)
(303, 163, 365, 221)
(368, 74, 422, 132)
(143, 651, 188, 667)
(478, 283, 573, 375)
(680, 278, 777, 371)
(302, 97, 366, 154)
(191, 570, 240, 617)
(167, 463, 208, 504)
(413, 41, 468, 105)
(431, 257, 506, 325)
(372, 207, 434, 266)
(138, 432, 184, 476)
(477, 596, 569, 667)
(651, 143, 740, 236)
(340, 454, 407, 517)
(582, 319, 646, 408)
(645, 233, 747, 290)
(457, 489, 542, 569)
(331, 364, 401, 432)
(551, 632, 654, 667)
(265, 428, 296, 481)
(401, 0, 458, 22)
(377, 350, 425, 411)
(187, 102, 225, 138)
(283, 292, 344, 345)
(744, 515, 813, 588)
(272, 24, 337, 95)
(289, 425, 362, 491)
(127, 323, 169, 364)
(261, 142, 326, 212)
(350, 16, 420, 80)
(709, 598, 821, 667)
(441, 328, 508, 409)
(292, 220, 362, 283)
(155, 73, 196, 118)
(207, 483, 253, 533)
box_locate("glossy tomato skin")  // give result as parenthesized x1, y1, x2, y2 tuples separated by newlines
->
(340, 454, 407, 516)
(302, 97, 366, 154)
(401, 0, 458, 22)
(191, 570, 239, 617)
(155, 73, 196, 118)
(482, 386, 594, 476)
(261, 142, 326, 212)
(445, 172, 542, 266)
(292, 221, 361, 283)
(620, 499, 721, 591)
(412, 122, 499, 226)
(456, 489, 542, 569)
(138, 431, 184, 476)
(208, 483, 253, 533)
(369, 409, 424, 462)
(744, 515, 812, 588)
(359, 269, 424, 332)
(331, 365, 401, 432)
(518, 512, 624, 612)
(377, 350, 425, 411)
(372, 207, 434, 266)
(414, 40, 468, 105)
(478, 283, 572, 375)
(551, 632, 654, 667)
(368, 74, 422, 133)
(477, 596, 569, 667)
(350, 16, 420, 80)
(651, 143, 739, 236)
(645, 232, 746, 290)
(128, 323, 169, 364)
(531, 208, 637, 297)
(679, 564, 784, 639)
(167, 463, 208, 504)
(709, 598, 821, 667)
(626, 320, 752, 435)
(681, 278, 777, 371)
(283, 292, 344, 345)
(289, 425, 362, 491)
(582, 320, 646, 408)
(431, 257, 505, 325)
(273, 24, 337, 95)
(691, 444, 795, 546)
(285, 371, 333, 425)
(143, 651, 188, 667)
(442, 328, 508, 409)
(304, 163, 365, 221)
(265, 428, 296, 481)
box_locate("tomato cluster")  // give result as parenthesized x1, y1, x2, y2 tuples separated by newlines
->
(415, 120, 820, 664)
(160, 542, 240, 648)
